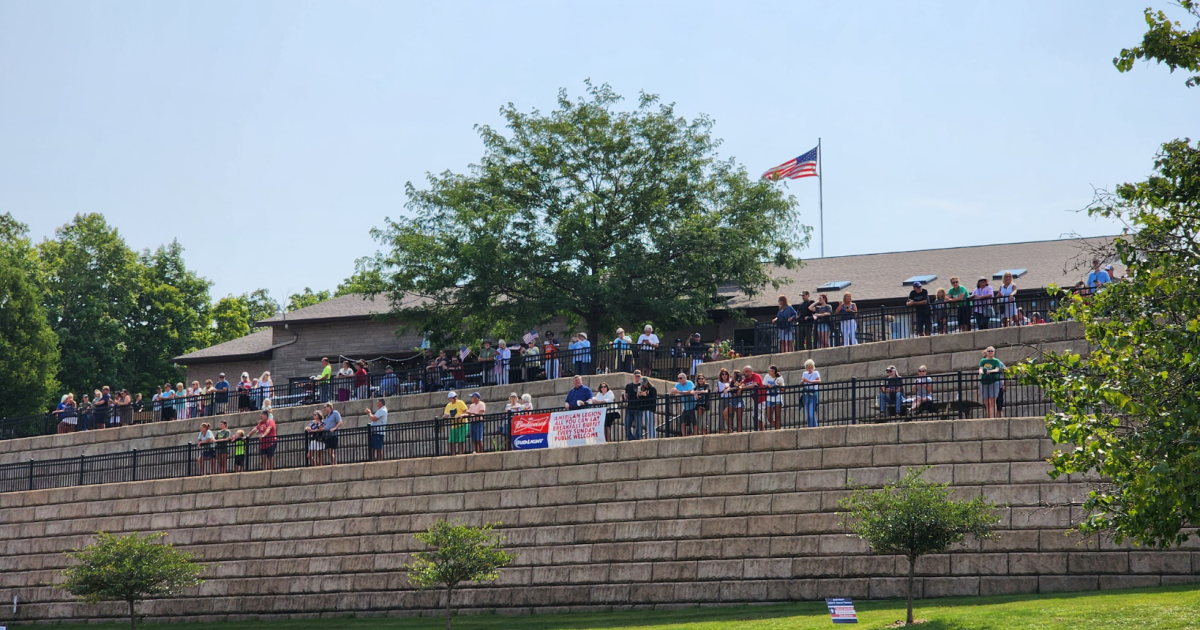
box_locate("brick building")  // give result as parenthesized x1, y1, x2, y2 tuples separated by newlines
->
(174, 236, 1120, 385)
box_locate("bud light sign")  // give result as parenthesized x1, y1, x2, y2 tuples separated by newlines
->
(511, 413, 551, 450)
(511, 409, 605, 450)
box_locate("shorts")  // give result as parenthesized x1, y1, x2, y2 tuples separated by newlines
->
(766, 398, 782, 407)
(448, 424, 469, 444)
(324, 433, 339, 450)
(980, 381, 1001, 400)
(469, 421, 484, 442)
(216, 443, 228, 455)
(308, 440, 325, 451)
(369, 432, 385, 450)
(260, 443, 277, 456)
(777, 328, 793, 341)
(201, 448, 215, 459)
(605, 410, 621, 428)
(680, 409, 697, 426)
(234, 454, 246, 468)
(728, 397, 744, 409)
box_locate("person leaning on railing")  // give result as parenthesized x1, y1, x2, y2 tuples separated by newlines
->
(907, 281, 932, 337)
(466, 392, 487, 454)
(971, 277, 995, 331)
(911, 365, 934, 415)
(932, 288, 950, 335)
(978, 347, 1005, 419)
(622, 370, 655, 440)
(947, 277, 971, 332)
(637, 325, 659, 375)
(613, 329, 634, 374)
(810, 294, 833, 349)
(588, 382, 619, 442)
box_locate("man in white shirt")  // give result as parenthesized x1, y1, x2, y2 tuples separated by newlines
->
(365, 399, 388, 461)
(637, 325, 660, 375)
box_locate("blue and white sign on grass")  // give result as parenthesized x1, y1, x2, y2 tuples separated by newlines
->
(825, 598, 858, 623)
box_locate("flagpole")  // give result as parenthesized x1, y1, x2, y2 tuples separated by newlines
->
(818, 137, 824, 258)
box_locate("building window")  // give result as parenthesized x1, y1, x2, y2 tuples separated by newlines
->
(992, 268, 1028, 279)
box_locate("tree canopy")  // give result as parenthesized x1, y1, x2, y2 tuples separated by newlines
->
(57, 531, 205, 630)
(0, 213, 59, 417)
(839, 469, 1000, 625)
(405, 520, 515, 630)
(1114, 1, 1200, 87)
(1016, 2, 1200, 548)
(368, 82, 808, 345)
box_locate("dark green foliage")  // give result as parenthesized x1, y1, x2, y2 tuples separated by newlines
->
(839, 469, 1000, 625)
(57, 532, 206, 630)
(0, 213, 59, 416)
(37, 213, 142, 398)
(368, 82, 808, 346)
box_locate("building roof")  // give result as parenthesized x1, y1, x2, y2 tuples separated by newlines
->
(722, 236, 1122, 309)
(254, 293, 427, 327)
(172, 329, 274, 364)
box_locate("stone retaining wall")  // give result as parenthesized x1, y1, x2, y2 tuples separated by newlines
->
(2, 415, 1196, 625)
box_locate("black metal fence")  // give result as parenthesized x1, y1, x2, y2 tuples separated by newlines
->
(754, 292, 1069, 354)
(0, 371, 1048, 494)
(0, 343, 720, 442)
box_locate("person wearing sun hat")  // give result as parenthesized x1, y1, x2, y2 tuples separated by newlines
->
(442, 391, 470, 455)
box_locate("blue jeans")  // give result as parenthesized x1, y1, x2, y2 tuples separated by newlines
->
(625, 410, 644, 440)
(803, 392, 818, 427)
(879, 392, 906, 415)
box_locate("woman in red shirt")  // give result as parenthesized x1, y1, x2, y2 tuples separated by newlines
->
(354, 360, 370, 400)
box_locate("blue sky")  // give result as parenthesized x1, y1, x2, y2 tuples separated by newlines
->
(1, 1, 1196, 300)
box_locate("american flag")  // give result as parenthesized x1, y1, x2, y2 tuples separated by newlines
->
(522, 330, 538, 346)
(459, 345, 470, 361)
(762, 146, 819, 181)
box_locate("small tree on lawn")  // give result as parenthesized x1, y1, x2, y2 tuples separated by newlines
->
(56, 532, 205, 630)
(405, 520, 515, 630)
(839, 469, 1001, 626)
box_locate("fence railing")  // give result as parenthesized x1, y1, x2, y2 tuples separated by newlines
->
(0, 371, 1047, 494)
(754, 291, 1069, 354)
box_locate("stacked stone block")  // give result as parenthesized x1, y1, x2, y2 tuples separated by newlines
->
(1, 414, 1196, 624)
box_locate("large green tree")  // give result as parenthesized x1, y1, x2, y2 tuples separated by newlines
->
(37, 214, 141, 397)
(126, 242, 212, 393)
(1017, 3, 1200, 548)
(368, 82, 807, 345)
(0, 214, 59, 417)
(209, 289, 278, 345)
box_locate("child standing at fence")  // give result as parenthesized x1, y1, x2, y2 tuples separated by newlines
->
(232, 430, 247, 472)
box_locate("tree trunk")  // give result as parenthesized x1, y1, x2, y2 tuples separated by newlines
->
(444, 586, 453, 630)
(128, 599, 137, 630)
(906, 554, 916, 625)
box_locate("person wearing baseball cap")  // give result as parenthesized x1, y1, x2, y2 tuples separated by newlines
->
(466, 392, 487, 454)
(443, 391, 469, 455)
(687, 333, 707, 376)
(907, 281, 932, 337)
(879, 365, 907, 417)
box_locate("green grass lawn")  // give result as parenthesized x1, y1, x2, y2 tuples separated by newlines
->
(27, 585, 1200, 630)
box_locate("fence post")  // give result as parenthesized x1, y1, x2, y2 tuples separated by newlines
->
(850, 378, 857, 425)
(132, 449, 138, 482)
(27, 458, 34, 491)
(187, 443, 194, 476)
(957, 371, 965, 419)
(880, 305, 888, 341)
(78, 454, 85, 487)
